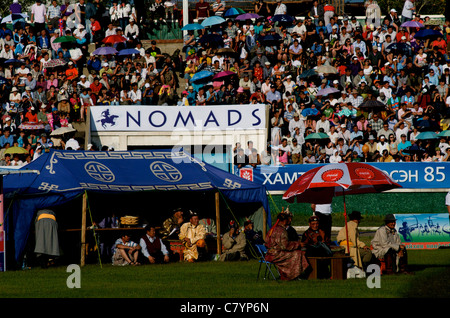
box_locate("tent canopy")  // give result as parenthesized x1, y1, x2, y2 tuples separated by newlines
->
(4, 149, 270, 262)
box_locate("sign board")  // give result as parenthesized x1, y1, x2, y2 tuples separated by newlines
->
(90, 105, 267, 132)
(235, 162, 450, 192)
(395, 213, 450, 249)
(0, 231, 5, 272)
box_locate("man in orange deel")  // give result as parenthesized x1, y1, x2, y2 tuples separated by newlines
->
(65, 61, 78, 80)
(179, 210, 207, 262)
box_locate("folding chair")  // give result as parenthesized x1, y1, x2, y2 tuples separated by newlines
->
(256, 244, 280, 281)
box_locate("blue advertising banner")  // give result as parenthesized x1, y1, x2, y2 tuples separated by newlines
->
(235, 162, 450, 192)
(394, 213, 450, 249)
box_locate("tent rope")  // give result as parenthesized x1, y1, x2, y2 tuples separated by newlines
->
(84, 191, 102, 268)
(0, 197, 15, 228)
(217, 190, 259, 259)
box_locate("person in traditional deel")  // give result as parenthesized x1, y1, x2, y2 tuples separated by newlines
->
(219, 220, 248, 261)
(282, 207, 300, 242)
(34, 209, 60, 268)
(337, 210, 373, 270)
(264, 212, 309, 281)
(300, 216, 332, 257)
(139, 225, 170, 264)
(371, 214, 411, 275)
(179, 210, 207, 262)
(159, 207, 184, 239)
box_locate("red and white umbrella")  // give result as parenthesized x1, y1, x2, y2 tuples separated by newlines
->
(283, 162, 402, 251)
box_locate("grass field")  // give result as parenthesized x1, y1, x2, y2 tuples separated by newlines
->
(1, 249, 450, 299)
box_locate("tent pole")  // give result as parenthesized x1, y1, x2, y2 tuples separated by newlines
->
(215, 191, 221, 256)
(81, 192, 87, 267)
(343, 190, 350, 254)
(262, 207, 267, 241)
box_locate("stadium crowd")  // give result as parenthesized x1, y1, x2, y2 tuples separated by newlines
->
(0, 0, 449, 167)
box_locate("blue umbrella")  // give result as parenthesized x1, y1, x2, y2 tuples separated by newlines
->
(92, 46, 118, 55)
(386, 42, 412, 56)
(298, 69, 318, 79)
(118, 48, 141, 56)
(181, 23, 205, 31)
(271, 14, 294, 23)
(224, 8, 245, 18)
(190, 70, 214, 83)
(198, 33, 224, 47)
(415, 131, 439, 140)
(1, 13, 28, 24)
(4, 58, 24, 67)
(316, 87, 340, 96)
(260, 34, 282, 45)
(302, 108, 319, 117)
(414, 29, 443, 39)
(201, 16, 226, 27)
(437, 130, 450, 137)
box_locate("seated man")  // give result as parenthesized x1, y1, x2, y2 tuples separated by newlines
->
(371, 214, 410, 275)
(336, 211, 373, 270)
(265, 212, 309, 281)
(199, 217, 217, 238)
(139, 225, 170, 264)
(219, 221, 248, 261)
(159, 207, 184, 240)
(300, 216, 332, 257)
(244, 219, 264, 258)
(179, 210, 207, 262)
(112, 232, 141, 266)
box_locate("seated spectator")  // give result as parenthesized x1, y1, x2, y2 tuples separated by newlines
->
(112, 232, 141, 266)
(300, 215, 332, 257)
(179, 210, 207, 262)
(139, 225, 170, 264)
(219, 220, 248, 261)
(371, 214, 410, 275)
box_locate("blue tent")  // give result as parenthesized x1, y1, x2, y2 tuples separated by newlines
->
(3, 149, 270, 263)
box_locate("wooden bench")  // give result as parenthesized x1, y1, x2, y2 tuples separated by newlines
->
(307, 255, 351, 280)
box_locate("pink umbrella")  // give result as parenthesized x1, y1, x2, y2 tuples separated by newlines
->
(283, 163, 402, 252)
(212, 71, 237, 80)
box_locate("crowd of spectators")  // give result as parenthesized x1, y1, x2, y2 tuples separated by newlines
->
(0, 0, 450, 169)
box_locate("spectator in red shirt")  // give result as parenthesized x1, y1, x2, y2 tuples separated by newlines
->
(89, 77, 103, 96)
(195, 0, 210, 22)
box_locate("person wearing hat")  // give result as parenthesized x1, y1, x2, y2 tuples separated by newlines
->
(179, 210, 207, 262)
(219, 220, 248, 262)
(265, 211, 310, 280)
(160, 208, 185, 240)
(337, 210, 374, 269)
(371, 214, 410, 274)
(301, 215, 332, 263)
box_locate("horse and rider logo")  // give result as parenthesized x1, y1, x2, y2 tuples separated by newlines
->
(96, 109, 119, 128)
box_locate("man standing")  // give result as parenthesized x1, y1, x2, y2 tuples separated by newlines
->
(401, 0, 415, 23)
(195, 0, 210, 22)
(212, 0, 226, 17)
(179, 210, 207, 262)
(34, 209, 60, 268)
(274, 0, 287, 15)
(371, 214, 410, 274)
(139, 225, 170, 264)
(31, 0, 47, 34)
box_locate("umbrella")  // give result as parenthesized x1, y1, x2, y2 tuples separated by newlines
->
(213, 70, 236, 80)
(316, 65, 338, 74)
(0, 76, 6, 85)
(201, 16, 226, 27)
(44, 59, 67, 68)
(4, 59, 24, 67)
(53, 36, 77, 43)
(403, 144, 425, 156)
(316, 87, 340, 96)
(50, 126, 76, 136)
(181, 23, 205, 31)
(298, 69, 318, 79)
(359, 99, 386, 109)
(92, 46, 118, 55)
(217, 47, 235, 54)
(415, 131, 439, 140)
(302, 108, 319, 117)
(437, 130, 450, 137)
(190, 70, 214, 83)
(271, 14, 295, 23)
(414, 29, 443, 39)
(1, 13, 28, 24)
(102, 35, 127, 44)
(235, 13, 262, 21)
(260, 34, 282, 45)
(4, 146, 28, 155)
(18, 122, 45, 130)
(386, 42, 412, 56)
(400, 21, 424, 28)
(304, 132, 329, 143)
(118, 48, 141, 56)
(224, 8, 245, 18)
(283, 162, 402, 254)
(198, 33, 224, 47)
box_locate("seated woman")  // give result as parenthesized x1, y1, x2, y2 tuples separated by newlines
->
(300, 216, 332, 257)
(264, 212, 309, 281)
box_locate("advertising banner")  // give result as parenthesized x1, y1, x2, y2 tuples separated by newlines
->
(235, 162, 450, 192)
(394, 213, 450, 249)
(0, 231, 5, 272)
(90, 105, 267, 132)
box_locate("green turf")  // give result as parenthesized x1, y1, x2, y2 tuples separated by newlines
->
(1, 249, 449, 298)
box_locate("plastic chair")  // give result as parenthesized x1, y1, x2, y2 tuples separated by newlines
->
(255, 244, 280, 281)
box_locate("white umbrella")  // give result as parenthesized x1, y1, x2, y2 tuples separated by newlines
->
(50, 126, 76, 136)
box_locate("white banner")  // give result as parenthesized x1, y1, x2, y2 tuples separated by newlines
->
(90, 105, 267, 132)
